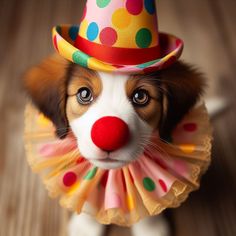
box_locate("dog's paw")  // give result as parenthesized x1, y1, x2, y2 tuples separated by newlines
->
(131, 215, 170, 236)
(68, 213, 105, 236)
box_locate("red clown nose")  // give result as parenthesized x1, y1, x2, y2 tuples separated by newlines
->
(91, 116, 130, 152)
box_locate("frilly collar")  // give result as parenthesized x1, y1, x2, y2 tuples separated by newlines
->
(24, 104, 212, 226)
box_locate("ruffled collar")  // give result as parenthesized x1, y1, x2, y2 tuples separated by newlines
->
(24, 104, 212, 226)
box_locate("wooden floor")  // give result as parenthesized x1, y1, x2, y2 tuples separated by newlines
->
(0, 0, 236, 235)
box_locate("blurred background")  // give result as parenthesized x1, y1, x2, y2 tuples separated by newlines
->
(0, 0, 235, 235)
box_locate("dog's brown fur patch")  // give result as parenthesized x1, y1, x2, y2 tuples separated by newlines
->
(126, 76, 162, 129)
(159, 61, 205, 139)
(66, 67, 102, 121)
(23, 54, 71, 138)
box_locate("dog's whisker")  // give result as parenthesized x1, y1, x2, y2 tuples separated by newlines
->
(139, 134, 170, 158)
(140, 132, 170, 144)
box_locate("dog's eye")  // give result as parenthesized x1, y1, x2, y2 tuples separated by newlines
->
(132, 89, 150, 106)
(76, 87, 93, 105)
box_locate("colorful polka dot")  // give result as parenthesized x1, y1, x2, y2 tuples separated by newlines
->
(112, 8, 131, 29)
(126, 0, 143, 15)
(96, 0, 111, 8)
(63, 172, 77, 187)
(179, 144, 196, 154)
(127, 194, 135, 210)
(159, 179, 167, 192)
(72, 51, 90, 67)
(69, 25, 79, 41)
(87, 22, 99, 41)
(99, 27, 118, 46)
(84, 167, 98, 180)
(143, 177, 156, 192)
(135, 28, 152, 48)
(183, 123, 197, 132)
(144, 0, 156, 14)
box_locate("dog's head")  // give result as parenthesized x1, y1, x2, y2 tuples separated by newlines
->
(24, 54, 204, 169)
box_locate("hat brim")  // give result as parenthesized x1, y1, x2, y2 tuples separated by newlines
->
(52, 25, 184, 74)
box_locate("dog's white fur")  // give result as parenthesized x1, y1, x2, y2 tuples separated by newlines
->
(69, 213, 106, 236)
(68, 72, 170, 236)
(69, 213, 170, 236)
(70, 72, 152, 169)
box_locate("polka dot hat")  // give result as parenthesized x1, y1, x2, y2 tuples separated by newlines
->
(52, 0, 184, 73)
(24, 104, 212, 226)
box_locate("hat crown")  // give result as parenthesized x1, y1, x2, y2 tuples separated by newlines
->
(52, 0, 184, 73)
(78, 0, 159, 49)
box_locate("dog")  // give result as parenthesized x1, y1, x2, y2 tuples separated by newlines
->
(23, 54, 205, 236)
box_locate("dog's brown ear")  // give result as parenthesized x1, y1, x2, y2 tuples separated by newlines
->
(160, 61, 205, 140)
(23, 54, 71, 139)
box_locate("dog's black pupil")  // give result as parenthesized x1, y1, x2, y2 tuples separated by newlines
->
(133, 89, 149, 105)
(77, 87, 93, 104)
(135, 92, 145, 100)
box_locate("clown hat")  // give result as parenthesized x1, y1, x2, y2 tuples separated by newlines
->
(52, 0, 184, 74)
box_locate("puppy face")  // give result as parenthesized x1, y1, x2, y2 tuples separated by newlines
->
(23, 55, 204, 169)
(66, 67, 162, 169)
